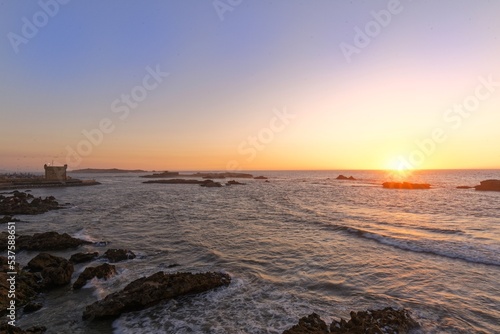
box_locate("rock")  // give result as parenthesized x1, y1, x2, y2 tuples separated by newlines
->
(474, 179, 500, 191)
(329, 307, 418, 333)
(382, 182, 430, 189)
(24, 302, 43, 313)
(70, 252, 99, 264)
(26, 253, 74, 289)
(336, 175, 356, 180)
(83, 271, 231, 320)
(0, 323, 47, 334)
(226, 180, 246, 186)
(254, 176, 268, 180)
(0, 256, 40, 316)
(0, 192, 61, 215)
(200, 180, 222, 187)
(0, 215, 20, 224)
(17, 232, 92, 251)
(143, 179, 207, 184)
(103, 249, 136, 263)
(283, 313, 329, 334)
(73, 263, 117, 289)
(456, 186, 473, 189)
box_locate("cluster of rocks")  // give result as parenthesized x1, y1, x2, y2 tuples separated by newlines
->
(473, 179, 500, 191)
(0, 231, 91, 252)
(382, 182, 431, 189)
(336, 175, 356, 180)
(283, 307, 419, 334)
(0, 191, 62, 215)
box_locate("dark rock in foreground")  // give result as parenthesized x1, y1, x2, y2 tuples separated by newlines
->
(103, 249, 136, 263)
(0, 323, 47, 334)
(0, 257, 40, 316)
(0, 191, 62, 215)
(474, 179, 500, 191)
(70, 252, 99, 264)
(17, 232, 91, 251)
(83, 271, 231, 320)
(0, 215, 20, 224)
(383, 182, 430, 189)
(24, 302, 43, 313)
(283, 308, 418, 334)
(336, 175, 356, 180)
(26, 253, 74, 289)
(73, 263, 117, 289)
(330, 307, 418, 333)
(283, 313, 328, 334)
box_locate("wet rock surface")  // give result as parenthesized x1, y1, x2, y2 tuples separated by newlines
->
(17, 232, 91, 251)
(73, 263, 117, 290)
(103, 249, 136, 263)
(283, 307, 419, 334)
(26, 253, 74, 289)
(70, 252, 99, 264)
(283, 313, 329, 334)
(0, 215, 20, 224)
(83, 271, 231, 320)
(0, 191, 62, 215)
(1, 257, 41, 316)
(0, 323, 47, 334)
(23, 302, 43, 313)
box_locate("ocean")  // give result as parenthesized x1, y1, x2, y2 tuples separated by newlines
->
(13, 170, 500, 333)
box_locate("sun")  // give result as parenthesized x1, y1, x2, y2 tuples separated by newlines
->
(384, 157, 414, 180)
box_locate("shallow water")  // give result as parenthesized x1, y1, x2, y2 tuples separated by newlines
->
(12, 170, 500, 333)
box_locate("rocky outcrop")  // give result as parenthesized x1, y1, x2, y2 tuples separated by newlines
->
(0, 191, 62, 215)
(70, 252, 99, 264)
(0, 323, 47, 334)
(456, 186, 473, 189)
(382, 182, 430, 189)
(83, 271, 231, 320)
(283, 308, 418, 334)
(26, 253, 74, 289)
(283, 313, 328, 334)
(254, 176, 268, 180)
(24, 302, 43, 313)
(0, 256, 40, 316)
(200, 180, 222, 187)
(103, 249, 136, 263)
(336, 175, 356, 180)
(17, 232, 91, 251)
(73, 263, 117, 289)
(226, 180, 246, 186)
(474, 179, 500, 191)
(330, 307, 418, 333)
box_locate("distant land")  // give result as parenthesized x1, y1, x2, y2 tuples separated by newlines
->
(70, 168, 148, 173)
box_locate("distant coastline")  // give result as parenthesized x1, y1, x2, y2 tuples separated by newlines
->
(70, 168, 149, 173)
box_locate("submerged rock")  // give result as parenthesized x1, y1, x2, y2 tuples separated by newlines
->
(283, 313, 329, 334)
(73, 263, 117, 289)
(103, 249, 136, 263)
(474, 179, 500, 191)
(329, 307, 418, 333)
(382, 182, 430, 189)
(226, 180, 246, 186)
(83, 271, 231, 320)
(200, 180, 222, 187)
(17, 232, 91, 251)
(70, 252, 99, 264)
(26, 253, 74, 289)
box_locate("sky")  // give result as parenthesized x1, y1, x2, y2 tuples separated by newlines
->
(1, 0, 499, 172)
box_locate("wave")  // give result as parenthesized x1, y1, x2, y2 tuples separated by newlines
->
(335, 225, 500, 267)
